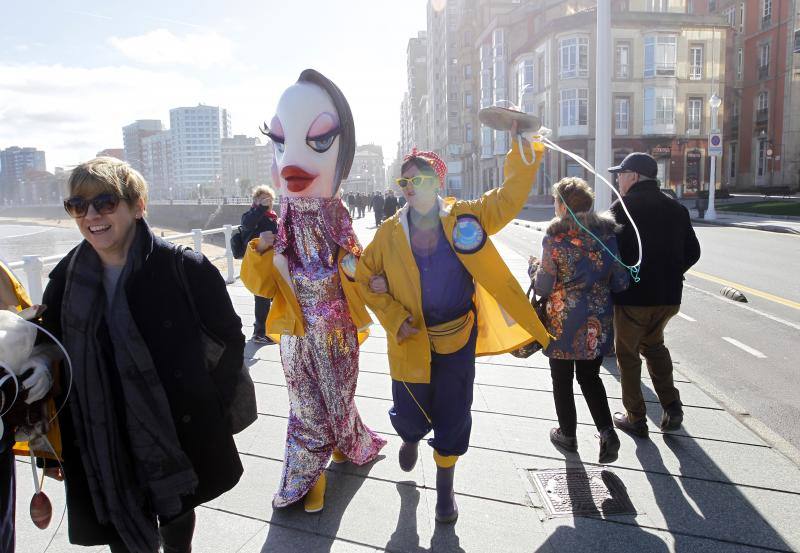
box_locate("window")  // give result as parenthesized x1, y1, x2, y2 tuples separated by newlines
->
(464, 92, 473, 109)
(537, 55, 546, 91)
(739, 3, 745, 33)
(762, 0, 772, 21)
(646, 0, 670, 11)
(737, 48, 743, 79)
(481, 127, 493, 158)
(690, 45, 703, 80)
(614, 97, 630, 135)
(757, 138, 768, 177)
(759, 43, 770, 79)
(566, 160, 584, 178)
(465, 123, 473, 143)
(518, 59, 534, 93)
(559, 37, 589, 79)
(615, 42, 631, 79)
(464, 64, 473, 79)
(687, 97, 703, 134)
(644, 36, 677, 77)
(757, 91, 769, 111)
(560, 89, 589, 128)
(728, 143, 737, 178)
(538, 102, 547, 126)
(795, 30, 800, 53)
(643, 87, 675, 132)
(725, 7, 736, 27)
(709, 0, 717, 11)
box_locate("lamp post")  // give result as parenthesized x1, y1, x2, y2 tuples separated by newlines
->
(705, 93, 722, 221)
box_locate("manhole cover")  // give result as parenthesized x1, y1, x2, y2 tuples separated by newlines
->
(529, 468, 636, 517)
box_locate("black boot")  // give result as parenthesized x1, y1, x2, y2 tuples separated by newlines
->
(398, 441, 419, 472)
(160, 510, 196, 553)
(435, 465, 458, 523)
(598, 427, 620, 464)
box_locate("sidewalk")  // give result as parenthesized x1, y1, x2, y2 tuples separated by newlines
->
(690, 211, 800, 235)
(14, 215, 800, 553)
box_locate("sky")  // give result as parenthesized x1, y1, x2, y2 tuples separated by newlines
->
(0, 0, 429, 171)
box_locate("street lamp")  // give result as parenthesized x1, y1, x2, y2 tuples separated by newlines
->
(705, 93, 722, 220)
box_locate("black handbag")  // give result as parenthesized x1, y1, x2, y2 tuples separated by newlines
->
(173, 246, 257, 434)
(510, 283, 549, 359)
(230, 226, 247, 260)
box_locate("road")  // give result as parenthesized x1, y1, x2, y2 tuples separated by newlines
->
(494, 221, 800, 458)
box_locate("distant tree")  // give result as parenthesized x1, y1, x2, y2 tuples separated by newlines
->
(239, 177, 252, 197)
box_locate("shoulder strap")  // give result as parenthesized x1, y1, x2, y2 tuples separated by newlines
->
(173, 245, 200, 321)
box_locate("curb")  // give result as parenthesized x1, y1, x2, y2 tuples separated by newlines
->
(691, 218, 800, 235)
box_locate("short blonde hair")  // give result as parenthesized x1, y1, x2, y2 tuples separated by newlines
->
(552, 177, 593, 214)
(251, 184, 276, 201)
(68, 157, 148, 208)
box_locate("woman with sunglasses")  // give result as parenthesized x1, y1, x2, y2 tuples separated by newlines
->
(355, 125, 551, 523)
(38, 157, 245, 553)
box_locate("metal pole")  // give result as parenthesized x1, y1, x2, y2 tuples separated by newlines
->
(22, 255, 43, 304)
(192, 228, 203, 253)
(705, 95, 721, 220)
(594, 1, 612, 211)
(223, 224, 235, 284)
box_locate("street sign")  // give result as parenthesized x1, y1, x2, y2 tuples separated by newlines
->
(708, 132, 723, 156)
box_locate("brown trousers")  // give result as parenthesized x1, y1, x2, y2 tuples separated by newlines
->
(614, 305, 681, 422)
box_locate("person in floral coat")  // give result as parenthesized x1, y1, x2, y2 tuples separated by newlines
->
(530, 177, 630, 463)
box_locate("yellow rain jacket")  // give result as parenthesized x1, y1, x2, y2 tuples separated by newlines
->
(355, 142, 551, 384)
(240, 243, 372, 343)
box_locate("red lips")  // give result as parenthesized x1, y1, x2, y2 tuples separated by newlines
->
(281, 165, 317, 193)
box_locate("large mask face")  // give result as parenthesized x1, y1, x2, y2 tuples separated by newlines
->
(265, 82, 341, 198)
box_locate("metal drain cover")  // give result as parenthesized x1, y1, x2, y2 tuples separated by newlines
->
(530, 468, 636, 517)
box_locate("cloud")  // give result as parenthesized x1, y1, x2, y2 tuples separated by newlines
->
(108, 29, 233, 67)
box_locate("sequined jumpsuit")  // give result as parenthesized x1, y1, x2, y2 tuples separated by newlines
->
(274, 198, 385, 507)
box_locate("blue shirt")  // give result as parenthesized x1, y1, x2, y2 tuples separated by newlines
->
(408, 209, 474, 327)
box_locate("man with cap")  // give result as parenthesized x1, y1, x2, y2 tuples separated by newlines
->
(355, 129, 550, 523)
(608, 152, 701, 437)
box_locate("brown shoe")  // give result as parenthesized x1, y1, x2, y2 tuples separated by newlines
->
(613, 412, 649, 438)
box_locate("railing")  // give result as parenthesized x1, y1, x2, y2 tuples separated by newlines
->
(756, 109, 769, 125)
(6, 225, 237, 304)
(758, 65, 769, 80)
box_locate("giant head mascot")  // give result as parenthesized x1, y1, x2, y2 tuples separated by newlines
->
(242, 69, 385, 513)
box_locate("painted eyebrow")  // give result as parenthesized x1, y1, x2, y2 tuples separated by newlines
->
(306, 126, 340, 142)
(306, 112, 339, 139)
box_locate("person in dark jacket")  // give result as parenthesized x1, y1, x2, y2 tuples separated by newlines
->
(383, 190, 399, 220)
(531, 178, 629, 464)
(371, 191, 385, 227)
(241, 185, 278, 344)
(357, 193, 366, 218)
(40, 157, 244, 553)
(608, 153, 701, 437)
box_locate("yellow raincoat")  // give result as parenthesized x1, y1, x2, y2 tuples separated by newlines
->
(355, 142, 551, 384)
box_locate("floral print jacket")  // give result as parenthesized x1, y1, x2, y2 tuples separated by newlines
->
(531, 212, 630, 360)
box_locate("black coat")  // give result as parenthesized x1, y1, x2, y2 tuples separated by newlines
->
(42, 222, 244, 546)
(383, 196, 399, 218)
(240, 205, 278, 242)
(371, 194, 385, 212)
(611, 180, 701, 306)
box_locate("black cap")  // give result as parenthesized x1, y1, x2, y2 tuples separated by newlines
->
(608, 152, 658, 179)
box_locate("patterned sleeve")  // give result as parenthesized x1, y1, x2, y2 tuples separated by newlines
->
(607, 235, 631, 293)
(533, 235, 557, 298)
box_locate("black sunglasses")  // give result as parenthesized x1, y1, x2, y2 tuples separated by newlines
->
(63, 193, 122, 218)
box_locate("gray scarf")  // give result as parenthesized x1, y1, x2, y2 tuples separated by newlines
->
(62, 221, 197, 552)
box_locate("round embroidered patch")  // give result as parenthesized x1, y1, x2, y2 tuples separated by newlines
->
(452, 214, 486, 254)
(340, 252, 358, 281)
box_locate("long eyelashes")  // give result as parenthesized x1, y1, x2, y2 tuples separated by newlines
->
(259, 121, 285, 153)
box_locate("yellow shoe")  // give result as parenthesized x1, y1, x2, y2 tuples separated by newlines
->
(331, 448, 348, 464)
(303, 473, 326, 513)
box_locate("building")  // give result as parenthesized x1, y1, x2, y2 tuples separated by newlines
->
(21, 169, 58, 204)
(342, 144, 385, 195)
(0, 146, 46, 202)
(169, 104, 231, 198)
(404, 31, 430, 154)
(96, 148, 124, 160)
(462, 0, 728, 198)
(712, 0, 800, 189)
(141, 131, 173, 199)
(221, 135, 273, 197)
(122, 120, 163, 173)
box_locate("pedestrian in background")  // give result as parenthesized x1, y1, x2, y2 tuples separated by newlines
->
(357, 193, 366, 218)
(383, 190, 398, 221)
(372, 191, 385, 228)
(608, 153, 700, 437)
(530, 177, 629, 463)
(240, 185, 278, 344)
(40, 157, 244, 553)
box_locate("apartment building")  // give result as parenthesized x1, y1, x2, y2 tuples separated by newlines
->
(122, 120, 163, 174)
(169, 104, 231, 197)
(220, 135, 273, 196)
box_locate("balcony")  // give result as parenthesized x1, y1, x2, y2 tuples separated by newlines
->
(762, 15, 771, 30)
(755, 109, 769, 127)
(758, 65, 770, 80)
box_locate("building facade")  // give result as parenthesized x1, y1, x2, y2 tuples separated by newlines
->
(342, 144, 385, 195)
(221, 135, 273, 197)
(712, 0, 800, 189)
(96, 148, 124, 160)
(169, 105, 231, 198)
(141, 130, 173, 199)
(122, 120, 163, 174)
(0, 146, 47, 202)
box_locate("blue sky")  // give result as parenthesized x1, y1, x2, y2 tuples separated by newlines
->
(0, 0, 428, 170)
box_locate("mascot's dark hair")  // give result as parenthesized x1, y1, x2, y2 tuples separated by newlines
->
(260, 69, 356, 193)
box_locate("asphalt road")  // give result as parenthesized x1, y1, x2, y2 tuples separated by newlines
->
(494, 221, 800, 459)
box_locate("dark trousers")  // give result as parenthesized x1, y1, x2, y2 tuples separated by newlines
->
(109, 510, 196, 553)
(549, 357, 613, 437)
(614, 305, 681, 421)
(0, 436, 14, 553)
(374, 211, 382, 228)
(253, 295, 271, 336)
(389, 328, 477, 457)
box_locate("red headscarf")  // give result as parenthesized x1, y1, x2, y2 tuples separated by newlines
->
(403, 148, 448, 184)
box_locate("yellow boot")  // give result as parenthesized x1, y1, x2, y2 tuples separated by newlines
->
(303, 472, 327, 513)
(331, 448, 348, 464)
